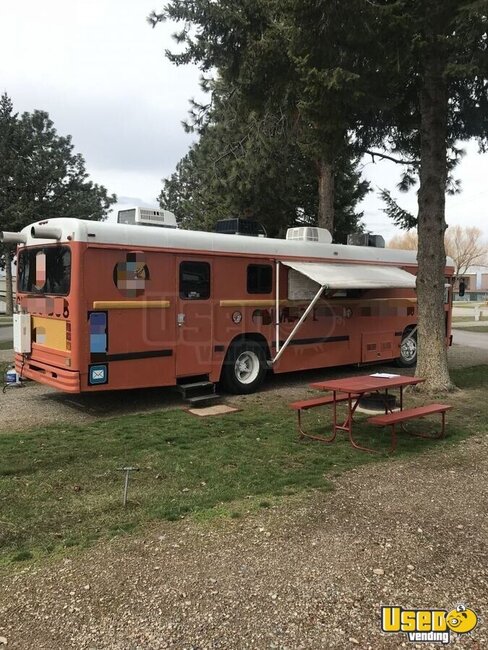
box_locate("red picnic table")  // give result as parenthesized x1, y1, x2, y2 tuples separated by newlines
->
(309, 374, 425, 452)
(290, 373, 452, 452)
(290, 373, 427, 453)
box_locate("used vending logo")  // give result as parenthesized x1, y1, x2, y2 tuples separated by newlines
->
(381, 604, 478, 644)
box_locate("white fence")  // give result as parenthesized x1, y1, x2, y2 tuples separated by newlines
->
(0, 277, 17, 313)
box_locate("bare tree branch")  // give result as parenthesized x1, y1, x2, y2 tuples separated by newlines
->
(388, 226, 488, 279)
(364, 150, 419, 165)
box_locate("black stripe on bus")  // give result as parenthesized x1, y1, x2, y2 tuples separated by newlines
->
(394, 331, 403, 337)
(214, 345, 225, 352)
(278, 335, 349, 347)
(91, 349, 173, 362)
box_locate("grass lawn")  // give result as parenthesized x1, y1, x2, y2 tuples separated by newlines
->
(0, 365, 486, 569)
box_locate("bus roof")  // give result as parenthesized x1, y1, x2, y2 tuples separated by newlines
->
(19, 218, 454, 270)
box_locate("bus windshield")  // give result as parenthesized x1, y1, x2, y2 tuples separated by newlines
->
(18, 246, 71, 296)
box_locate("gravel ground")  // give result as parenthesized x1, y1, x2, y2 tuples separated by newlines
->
(1, 434, 487, 649)
(0, 343, 486, 433)
(0, 343, 487, 649)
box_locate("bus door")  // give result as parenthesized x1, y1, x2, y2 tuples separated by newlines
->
(175, 257, 213, 377)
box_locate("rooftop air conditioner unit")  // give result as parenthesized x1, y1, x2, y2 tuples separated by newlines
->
(117, 206, 177, 228)
(286, 227, 332, 244)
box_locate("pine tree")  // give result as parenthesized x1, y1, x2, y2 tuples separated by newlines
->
(159, 84, 369, 240)
(0, 94, 116, 313)
(150, 0, 381, 234)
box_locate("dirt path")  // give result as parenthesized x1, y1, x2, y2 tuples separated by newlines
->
(1, 433, 487, 649)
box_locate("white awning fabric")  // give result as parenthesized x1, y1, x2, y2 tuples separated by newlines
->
(282, 260, 416, 290)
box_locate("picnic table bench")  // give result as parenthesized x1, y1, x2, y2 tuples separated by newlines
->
(368, 403, 452, 449)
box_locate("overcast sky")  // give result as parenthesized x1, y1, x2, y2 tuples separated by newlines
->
(1, 0, 487, 241)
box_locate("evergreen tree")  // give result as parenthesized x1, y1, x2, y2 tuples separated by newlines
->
(0, 93, 116, 313)
(150, 0, 381, 233)
(159, 84, 369, 241)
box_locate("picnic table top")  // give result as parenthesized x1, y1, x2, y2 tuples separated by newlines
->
(310, 373, 425, 394)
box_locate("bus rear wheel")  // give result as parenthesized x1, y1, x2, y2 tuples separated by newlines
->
(396, 328, 417, 367)
(221, 341, 267, 394)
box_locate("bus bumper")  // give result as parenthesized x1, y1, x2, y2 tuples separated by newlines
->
(15, 355, 81, 393)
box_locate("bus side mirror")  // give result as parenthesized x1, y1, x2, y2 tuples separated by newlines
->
(458, 280, 465, 297)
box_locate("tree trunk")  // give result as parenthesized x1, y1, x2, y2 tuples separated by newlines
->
(5, 248, 14, 316)
(317, 159, 334, 234)
(416, 56, 453, 391)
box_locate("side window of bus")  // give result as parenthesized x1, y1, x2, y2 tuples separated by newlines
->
(179, 262, 210, 300)
(247, 264, 272, 294)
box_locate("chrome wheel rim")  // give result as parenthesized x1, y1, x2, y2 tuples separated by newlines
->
(234, 351, 260, 384)
(401, 336, 417, 362)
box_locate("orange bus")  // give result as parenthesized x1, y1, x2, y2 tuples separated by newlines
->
(2, 216, 454, 394)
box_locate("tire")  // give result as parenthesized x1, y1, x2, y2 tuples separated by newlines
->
(396, 328, 417, 367)
(221, 340, 267, 394)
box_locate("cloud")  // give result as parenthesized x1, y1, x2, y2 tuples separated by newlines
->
(117, 196, 151, 205)
(0, 0, 204, 199)
(37, 89, 198, 173)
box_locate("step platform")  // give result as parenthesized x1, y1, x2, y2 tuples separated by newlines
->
(177, 380, 220, 408)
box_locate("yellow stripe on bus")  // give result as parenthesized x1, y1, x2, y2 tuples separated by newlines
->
(220, 300, 287, 307)
(92, 301, 171, 309)
(219, 298, 416, 308)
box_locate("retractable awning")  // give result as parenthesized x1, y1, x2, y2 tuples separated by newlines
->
(272, 259, 416, 365)
(282, 260, 416, 290)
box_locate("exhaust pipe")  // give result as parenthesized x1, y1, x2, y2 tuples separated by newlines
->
(30, 225, 62, 240)
(0, 231, 27, 244)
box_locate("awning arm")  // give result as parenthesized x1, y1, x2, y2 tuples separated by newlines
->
(272, 284, 324, 365)
(275, 260, 280, 354)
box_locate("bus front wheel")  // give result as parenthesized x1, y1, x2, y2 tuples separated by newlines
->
(396, 328, 417, 367)
(221, 341, 267, 394)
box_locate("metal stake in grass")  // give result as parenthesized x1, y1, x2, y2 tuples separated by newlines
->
(117, 467, 139, 507)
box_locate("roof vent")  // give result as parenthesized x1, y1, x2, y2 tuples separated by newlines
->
(215, 218, 267, 237)
(117, 207, 177, 228)
(286, 227, 332, 244)
(347, 233, 385, 248)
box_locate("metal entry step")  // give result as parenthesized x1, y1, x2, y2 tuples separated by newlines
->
(186, 393, 221, 408)
(177, 380, 216, 399)
(177, 380, 221, 407)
